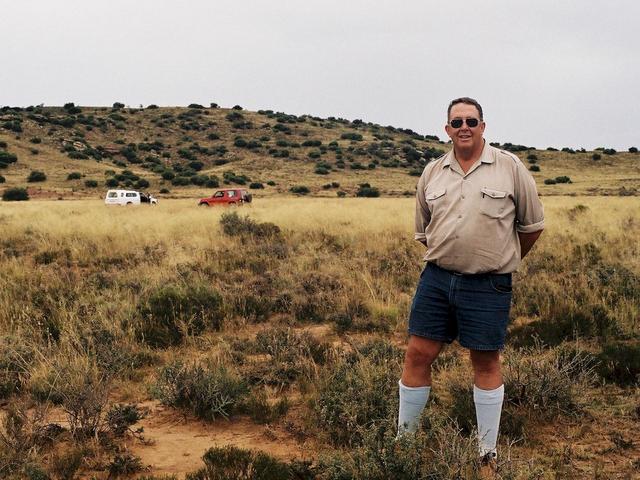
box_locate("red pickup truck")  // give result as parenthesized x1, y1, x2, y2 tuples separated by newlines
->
(198, 188, 252, 207)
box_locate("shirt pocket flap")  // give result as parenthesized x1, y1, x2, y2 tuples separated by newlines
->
(426, 188, 446, 201)
(481, 188, 507, 199)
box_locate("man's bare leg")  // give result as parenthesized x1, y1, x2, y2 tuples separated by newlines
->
(397, 336, 443, 435)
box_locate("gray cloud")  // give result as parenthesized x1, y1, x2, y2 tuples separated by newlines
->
(1, 0, 638, 149)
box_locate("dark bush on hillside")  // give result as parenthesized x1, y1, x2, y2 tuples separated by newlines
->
(171, 176, 190, 186)
(0, 175, 4, 183)
(27, 170, 46, 182)
(0, 141, 7, 148)
(290, 185, 310, 195)
(596, 341, 640, 386)
(188, 103, 204, 109)
(137, 284, 224, 347)
(529, 165, 540, 172)
(0, 335, 35, 399)
(232, 105, 243, 110)
(602, 148, 616, 155)
(629, 146, 638, 153)
(159, 188, 170, 194)
(67, 172, 82, 180)
(592, 153, 601, 160)
(544, 178, 557, 185)
(555, 176, 571, 183)
(135, 179, 150, 189)
(2, 187, 29, 201)
(161, 171, 175, 181)
(84, 180, 98, 188)
(188, 161, 204, 171)
(526, 154, 538, 161)
(249, 182, 264, 189)
(0, 151, 18, 165)
(112, 102, 125, 109)
(341, 132, 363, 141)
(29, 137, 41, 144)
(186, 446, 294, 480)
(63, 102, 81, 114)
(302, 139, 322, 147)
(206, 177, 219, 188)
(106, 178, 119, 188)
(151, 360, 248, 420)
(220, 212, 281, 238)
(223, 171, 250, 185)
(315, 166, 330, 175)
(146, 104, 159, 109)
(356, 184, 380, 197)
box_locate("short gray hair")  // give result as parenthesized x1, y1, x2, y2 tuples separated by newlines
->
(447, 97, 483, 121)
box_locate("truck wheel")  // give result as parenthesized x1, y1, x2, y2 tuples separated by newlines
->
(199, 202, 209, 207)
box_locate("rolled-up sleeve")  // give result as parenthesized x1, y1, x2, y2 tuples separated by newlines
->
(514, 162, 545, 233)
(415, 173, 431, 242)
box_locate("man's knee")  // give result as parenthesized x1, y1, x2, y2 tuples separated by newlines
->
(404, 337, 442, 367)
(470, 350, 501, 375)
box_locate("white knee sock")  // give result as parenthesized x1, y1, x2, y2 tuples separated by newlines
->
(397, 380, 430, 436)
(474, 384, 504, 457)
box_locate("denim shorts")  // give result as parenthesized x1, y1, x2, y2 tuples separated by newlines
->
(408, 262, 512, 351)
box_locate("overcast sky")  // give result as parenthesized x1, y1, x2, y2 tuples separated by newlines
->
(1, 1, 638, 149)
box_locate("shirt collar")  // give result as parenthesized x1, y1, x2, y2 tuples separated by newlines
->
(442, 140, 494, 168)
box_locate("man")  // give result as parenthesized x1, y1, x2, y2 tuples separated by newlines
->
(397, 97, 544, 471)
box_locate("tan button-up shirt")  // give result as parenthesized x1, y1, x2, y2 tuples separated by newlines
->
(415, 142, 544, 274)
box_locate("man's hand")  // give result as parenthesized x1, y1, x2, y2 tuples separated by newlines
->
(518, 230, 543, 259)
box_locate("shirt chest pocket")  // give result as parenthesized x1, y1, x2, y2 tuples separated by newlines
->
(425, 188, 447, 215)
(480, 188, 510, 219)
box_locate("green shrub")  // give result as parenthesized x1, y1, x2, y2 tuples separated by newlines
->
(186, 446, 293, 480)
(0, 151, 18, 164)
(243, 389, 290, 424)
(29, 137, 41, 144)
(84, 179, 98, 188)
(159, 188, 170, 194)
(555, 175, 571, 183)
(2, 187, 29, 201)
(629, 146, 638, 153)
(135, 178, 150, 189)
(341, 132, 363, 141)
(337, 191, 346, 198)
(27, 171, 46, 182)
(151, 360, 248, 420)
(105, 403, 144, 436)
(112, 102, 125, 109)
(220, 212, 280, 238)
(356, 184, 380, 197)
(108, 453, 144, 477)
(249, 182, 264, 189)
(290, 185, 310, 195)
(529, 165, 540, 172)
(596, 341, 640, 386)
(66, 171, 82, 180)
(105, 178, 119, 188)
(544, 178, 557, 185)
(0, 175, 5, 183)
(315, 354, 400, 446)
(592, 153, 601, 160)
(137, 284, 224, 348)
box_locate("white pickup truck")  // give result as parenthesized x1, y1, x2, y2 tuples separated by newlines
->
(105, 189, 158, 206)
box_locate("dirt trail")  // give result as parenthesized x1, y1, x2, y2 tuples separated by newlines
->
(128, 401, 313, 477)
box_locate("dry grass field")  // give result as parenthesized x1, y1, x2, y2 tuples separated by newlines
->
(1, 195, 639, 479)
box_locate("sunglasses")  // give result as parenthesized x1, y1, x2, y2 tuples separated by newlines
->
(449, 118, 480, 128)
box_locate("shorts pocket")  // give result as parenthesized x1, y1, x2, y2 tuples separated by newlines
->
(480, 188, 509, 219)
(489, 275, 512, 293)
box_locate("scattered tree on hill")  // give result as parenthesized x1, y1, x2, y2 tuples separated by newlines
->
(27, 171, 46, 182)
(2, 187, 29, 201)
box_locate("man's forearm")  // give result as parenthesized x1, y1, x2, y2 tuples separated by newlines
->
(518, 230, 543, 258)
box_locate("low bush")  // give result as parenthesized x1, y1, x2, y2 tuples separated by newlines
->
(529, 165, 540, 172)
(544, 178, 557, 185)
(315, 352, 400, 446)
(0, 151, 18, 165)
(629, 146, 638, 153)
(0, 175, 4, 183)
(84, 179, 98, 188)
(108, 453, 144, 477)
(249, 182, 264, 189)
(220, 212, 281, 238)
(596, 341, 640, 386)
(105, 403, 145, 436)
(186, 446, 293, 480)
(66, 171, 82, 180)
(341, 132, 363, 141)
(27, 171, 46, 183)
(137, 284, 224, 348)
(2, 188, 29, 201)
(356, 184, 380, 197)
(289, 185, 310, 195)
(151, 360, 248, 420)
(592, 153, 601, 160)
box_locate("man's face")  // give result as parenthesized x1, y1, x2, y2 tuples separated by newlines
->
(445, 103, 485, 153)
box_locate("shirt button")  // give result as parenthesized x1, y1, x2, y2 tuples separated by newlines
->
(458, 214, 462, 218)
